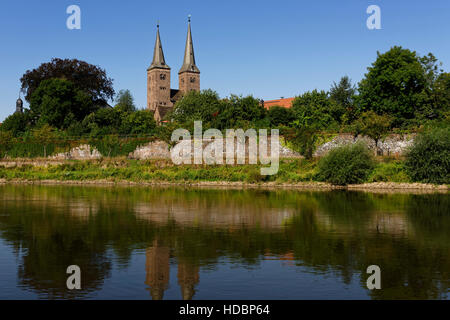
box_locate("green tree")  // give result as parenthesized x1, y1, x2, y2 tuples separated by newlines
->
(357, 46, 435, 127)
(353, 111, 392, 155)
(82, 107, 121, 137)
(29, 79, 96, 129)
(214, 95, 266, 129)
(120, 110, 157, 135)
(171, 89, 221, 125)
(405, 127, 450, 184)
(115, 89, 136, 113)
(0, 111, 31, 137)
(266, 106, 295, 126)
(329, 76, 357, 124)
(430, 72, 450, 119)
(0, 131, 14, 158)
(20, 58, 114, 103)
(291, 90, 337, 130)
(31, 124, 56, 157)
(289, 126, 318, 160)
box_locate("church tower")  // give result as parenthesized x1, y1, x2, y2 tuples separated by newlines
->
(15, 96, 23, 114)
(147, 24, 172, 112)
(178, 16, 200, 93)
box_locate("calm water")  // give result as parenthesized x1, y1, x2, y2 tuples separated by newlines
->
(0, 185, 448, 300)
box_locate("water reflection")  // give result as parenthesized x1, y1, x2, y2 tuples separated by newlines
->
(0, 185, 448, 299)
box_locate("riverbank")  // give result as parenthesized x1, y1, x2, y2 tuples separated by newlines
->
(0, 158, 447, 192)
(0, 178, 447, 193)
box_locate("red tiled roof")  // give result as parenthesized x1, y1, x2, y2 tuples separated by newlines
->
(263, 97, 295, 109)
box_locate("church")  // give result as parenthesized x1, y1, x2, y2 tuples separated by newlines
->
(147, 17, 200, 123)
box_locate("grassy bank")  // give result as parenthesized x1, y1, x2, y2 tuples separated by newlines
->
(0, 157, 444, 189)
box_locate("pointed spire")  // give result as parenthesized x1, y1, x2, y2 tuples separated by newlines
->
(179, 15, 200, 74)
(16, 89, 23, 114)
(149, 23, 170, 70)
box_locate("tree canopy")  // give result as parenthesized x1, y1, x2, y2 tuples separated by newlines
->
(29, 79, 96, 129)
(357, 47, 436, 127)
(20, 58, 115, 103)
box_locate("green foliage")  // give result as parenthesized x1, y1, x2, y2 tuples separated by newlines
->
(289, 127, 318, 160)
(429, 72, 450, 119)
(115, 89, 136, 113)
(266, 106, 295, 126)
(29, 79, 96, 129)
(368, 160, 410, 183)
(317, 143, 376, 185)
(329, 76, 357, 124)
(291, 90, 338, 130)
(82, 108, 121, 137)
(352, 111, 392, 151)
(0, 131, 14, 157)
(0, 111, 31, 137)
(20, 58, 114, 103)
(119, 110, 157, 135)
(357, 46, 437, 128)
(172, 89, 221, 124)
(212, 95, 266, 129)
(31, 124, 58, 157)
(405, 127, 450, 184)
(330, 76, 356, 109)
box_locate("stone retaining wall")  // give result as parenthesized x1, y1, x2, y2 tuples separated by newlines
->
(1, 134, 416, 161)
(314, 134, 415, 157)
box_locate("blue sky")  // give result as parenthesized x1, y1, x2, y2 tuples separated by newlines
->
(1, 0, 449, 122)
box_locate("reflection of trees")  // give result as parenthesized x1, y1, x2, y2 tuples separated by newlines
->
(0, 185, 448, 299)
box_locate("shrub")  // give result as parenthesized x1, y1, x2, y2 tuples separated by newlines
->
(316, 143, 375, 185)
(405, 127, 450, 184)
(267, 106, 295, 126)
(367, 161, 410, 183)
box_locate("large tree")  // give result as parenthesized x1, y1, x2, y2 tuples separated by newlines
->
(430, 72, 450, 118)
(29, 79, 95, 129)
(171, 89, 222, 125)
(0, 111, 31, 137)
(357, 46, 435, 127)
(291, 90, 337, 130)
(329, 76, 357, 124)
(267, 106, 295, 126)
(20, 58, 114, 103)
(214, 94, 266, 129)
(115, 89, 136, 113)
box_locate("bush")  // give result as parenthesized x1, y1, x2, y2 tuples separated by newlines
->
(368, 160, 410, 182)
(267, 106, 295, 126)
(405, 127, 450, 184)
(316, 143, 375, 185)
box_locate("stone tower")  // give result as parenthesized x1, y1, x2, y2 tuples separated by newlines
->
(15, 96, 23, 114)
(147, 24, 172, 112)
(178, 16, 200, 93)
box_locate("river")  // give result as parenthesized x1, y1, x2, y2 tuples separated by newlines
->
(0, 185, 448, 299)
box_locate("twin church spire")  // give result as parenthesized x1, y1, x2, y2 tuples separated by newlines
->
(147, 16, 201, 123)
(179, 16, 200, 74)
(149, 24, 170, 70)
(148, 17, 200, 74)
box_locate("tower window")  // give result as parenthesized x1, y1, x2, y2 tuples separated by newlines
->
(160, 74, 166, 80)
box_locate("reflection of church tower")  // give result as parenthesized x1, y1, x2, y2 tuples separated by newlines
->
(177, 260, 200, 300)
(145, 240, 170, 300)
